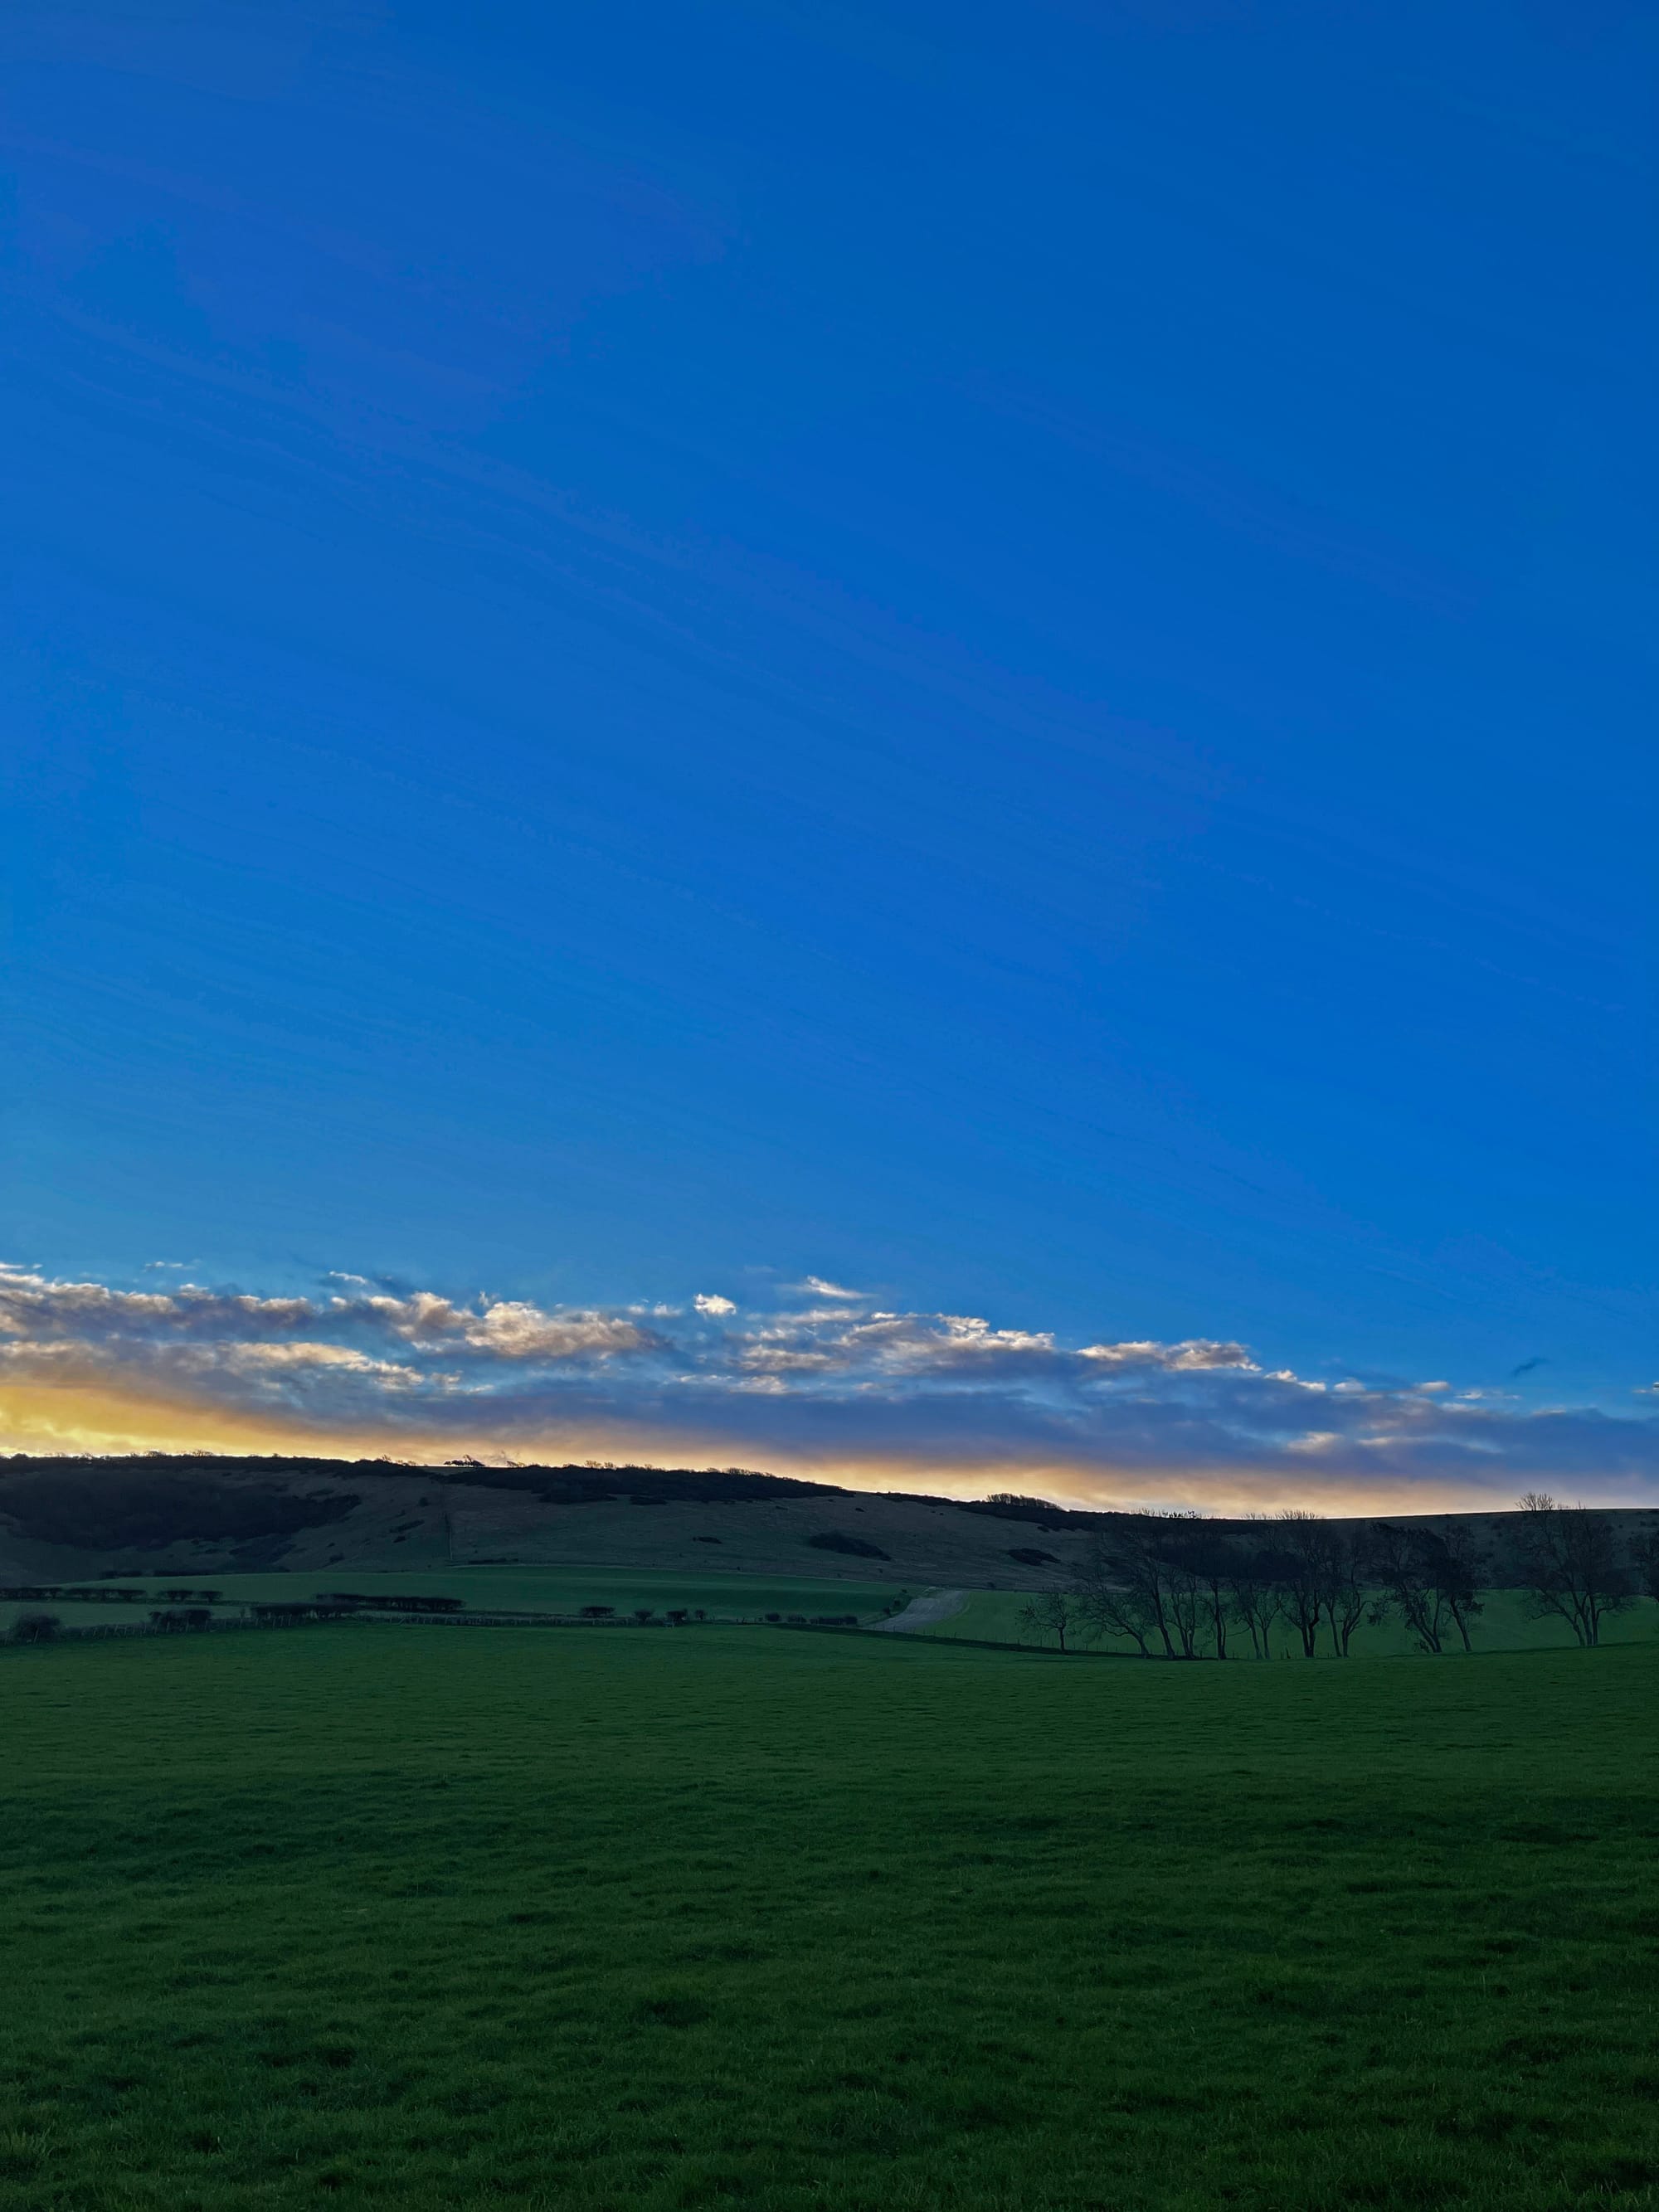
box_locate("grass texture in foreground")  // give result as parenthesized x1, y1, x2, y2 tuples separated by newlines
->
(3, 1628, 1658, 2210)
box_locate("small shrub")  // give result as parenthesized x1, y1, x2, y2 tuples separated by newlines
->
(12, 1612, 60, 1644)
(806, 1530, 890, 1559)
(323, 1592, 463, 1615)
(579, 1605, 615, 1619)
(666, 1609, 688, 1624)
(248, 1602, 351, 1624)
(633, 1608, 654, 1624)
(1009, 1547, 1061, 1567)
(764, 1612, 781, 1622)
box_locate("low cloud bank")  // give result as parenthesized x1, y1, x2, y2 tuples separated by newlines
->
(2, 1262, 1657, 1510)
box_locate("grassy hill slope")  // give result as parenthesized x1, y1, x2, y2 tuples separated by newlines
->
(5, 1453, 1656, 1591)
(0, 1455, 1078, 1586)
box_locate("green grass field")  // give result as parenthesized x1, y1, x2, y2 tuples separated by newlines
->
(4, 1625, 1658, 2210)
(13, 1567, 1654, 1660)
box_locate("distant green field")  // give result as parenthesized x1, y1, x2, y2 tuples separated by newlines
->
(4, 1626, 1659, 2210)
(8, 1573, 1656, 1656)
(923, 1585, 1659, 1657)
(0, 1566, 901, 1635)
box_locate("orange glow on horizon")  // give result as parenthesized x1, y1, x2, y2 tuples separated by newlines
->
(0, 1378, 1508, 1516)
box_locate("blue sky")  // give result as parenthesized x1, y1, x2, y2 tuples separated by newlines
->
(2, 0, 1656, 1500)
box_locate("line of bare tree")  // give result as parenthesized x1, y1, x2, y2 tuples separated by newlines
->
(1019, 1495, 1658, 1659)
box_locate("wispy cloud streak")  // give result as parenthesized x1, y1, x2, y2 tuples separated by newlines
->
(2, 1262, 1657, 1509)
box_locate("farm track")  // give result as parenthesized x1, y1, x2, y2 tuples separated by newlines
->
(869, 1587, 968, 1633)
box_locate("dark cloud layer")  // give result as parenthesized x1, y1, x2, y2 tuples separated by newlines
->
(2, 1262, 1657, 1508)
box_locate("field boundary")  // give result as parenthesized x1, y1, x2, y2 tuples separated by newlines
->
(5, 1609, 876, 1651)
(763, 1621, 1136, 1659)
(879, 1630, 1135, 1659)
(1, 1613, 729, 1650)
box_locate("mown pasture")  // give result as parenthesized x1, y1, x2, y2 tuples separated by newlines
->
(3, 1625, 1658, 2210)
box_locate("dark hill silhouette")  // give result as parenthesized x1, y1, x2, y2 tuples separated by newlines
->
(0, 1452, 1654, 1588)
(0, 1462, 359, 1552)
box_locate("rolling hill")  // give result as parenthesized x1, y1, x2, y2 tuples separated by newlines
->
(2, 1452, 1654, 1590)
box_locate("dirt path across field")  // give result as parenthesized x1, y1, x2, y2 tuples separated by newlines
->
(869, 1587, 969, 1635)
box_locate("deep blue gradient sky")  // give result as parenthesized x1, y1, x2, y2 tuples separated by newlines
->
(2, 2, 1656, 1491)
